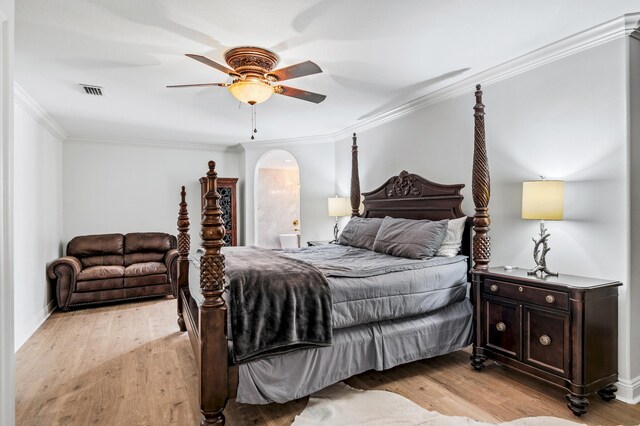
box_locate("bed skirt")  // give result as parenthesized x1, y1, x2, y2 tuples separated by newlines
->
(234, 298, 473, 404)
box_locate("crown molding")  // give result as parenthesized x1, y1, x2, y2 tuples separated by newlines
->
(14, 83, 68, 141)
(64, 136, 242, 153)
(240, 133, 336, 151)
(332, 12, 640, 141)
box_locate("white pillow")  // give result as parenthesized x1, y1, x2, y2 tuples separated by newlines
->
(436, 216, 467, 257)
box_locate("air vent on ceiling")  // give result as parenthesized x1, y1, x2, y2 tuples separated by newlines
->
(79, 84, 104, 96)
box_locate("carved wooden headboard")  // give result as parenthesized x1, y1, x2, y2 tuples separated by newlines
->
(361, 170, 472, 264)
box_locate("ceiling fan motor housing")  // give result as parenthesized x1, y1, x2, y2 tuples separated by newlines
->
(224, 46, 280, 82)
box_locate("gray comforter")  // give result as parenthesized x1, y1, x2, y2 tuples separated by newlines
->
(282, 244, 468, 329)
(224, 246, 332, 363)
(190, 245, 468, 332)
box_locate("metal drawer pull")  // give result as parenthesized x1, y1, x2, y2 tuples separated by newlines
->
(496, 322, 506, 332)
(518, 286, 524, 292)
(545, 295, 555, 304)
(540, 335, 552, 346)
(490, 284, 498, 292)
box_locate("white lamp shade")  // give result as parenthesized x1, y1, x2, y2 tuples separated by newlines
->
(328, 197, 349, 217)
(522, 180, 564, 220)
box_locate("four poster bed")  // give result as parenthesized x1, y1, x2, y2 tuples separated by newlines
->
(175, 85, 491, 425)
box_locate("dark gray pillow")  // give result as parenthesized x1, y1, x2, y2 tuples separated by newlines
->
(372, 217, 449, 259)
(338, 217, 384, 251)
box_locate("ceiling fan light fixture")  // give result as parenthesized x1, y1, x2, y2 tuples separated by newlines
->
(229, 79, 274, 105)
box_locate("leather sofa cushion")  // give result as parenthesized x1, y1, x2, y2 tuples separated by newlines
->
(125, 262, 167, 277)
(68, 234, 124, 257)
(75, 278, 124, 292)
(124, 252, 165, 266)
(80, 255, 124, 268)
(124, 274, 167, 288)
(124, 283, 170, 298)
(69, 289, 125, 304)
(125, 233, 174, 254)
(77, 265, 125, 281)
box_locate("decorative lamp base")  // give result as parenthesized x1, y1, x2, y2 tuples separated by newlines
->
(527, 265, 558, 277)
(331, 217, 339, 243)
(527, 221, 558, 277)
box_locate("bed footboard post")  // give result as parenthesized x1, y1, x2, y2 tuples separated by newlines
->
(471, 84, 490, 371)
(199, 161, 228, 425)
(176, 186, 190, 332)
(471, 84, 491, 271)
(350, 133, 361, 217)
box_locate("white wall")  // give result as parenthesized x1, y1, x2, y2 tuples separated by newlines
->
(336, 39, 636, 391)
(0, 0, 14, 423)
(63, 140, 242, 250)
(13, 99, 63, 350)
(242, 141, 336, 246)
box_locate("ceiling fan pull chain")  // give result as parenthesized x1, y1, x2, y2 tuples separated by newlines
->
(250, 104, 256, 140)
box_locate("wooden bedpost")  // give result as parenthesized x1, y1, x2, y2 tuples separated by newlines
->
(199, 161, 228, 425)
(176, 186, 190, 332)
(471, 84, 490, 372)
(350, 133, 361, 217)
(471, 84, 491, 271)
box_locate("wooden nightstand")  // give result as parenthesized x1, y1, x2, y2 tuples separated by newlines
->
(471, 267, 621, 416)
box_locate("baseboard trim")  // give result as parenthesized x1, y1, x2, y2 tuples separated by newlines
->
(616, 375, 640, 404)
(14, 299, 56, 352)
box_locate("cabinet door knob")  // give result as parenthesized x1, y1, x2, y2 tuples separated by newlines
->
(539, 335, 552, 346)
(545, 295, 555, 304)
(490, 284, 499, 292)
(496, 322, 506, 332)
(518, 286, 524, 292)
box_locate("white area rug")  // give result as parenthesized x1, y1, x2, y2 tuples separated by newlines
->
(291, 383, 583, 426)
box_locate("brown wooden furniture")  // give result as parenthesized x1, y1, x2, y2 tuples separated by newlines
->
(176, 85, 492, 425)
(199, 176, 238, 246)
(471, 267, 621, 416)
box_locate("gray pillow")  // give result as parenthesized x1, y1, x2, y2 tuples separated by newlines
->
(338, 217, 384, 251)
(372, 217, 449, 259)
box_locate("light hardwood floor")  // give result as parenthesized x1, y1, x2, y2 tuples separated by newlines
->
(16, 298, 640, 425)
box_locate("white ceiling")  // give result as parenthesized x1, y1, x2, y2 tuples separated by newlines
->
(15, 1, 640, 146)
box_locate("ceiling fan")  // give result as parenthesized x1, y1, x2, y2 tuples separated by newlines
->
(168, 46, 326, 105)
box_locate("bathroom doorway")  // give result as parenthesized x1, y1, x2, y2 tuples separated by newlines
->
(255, 150, 301, 248)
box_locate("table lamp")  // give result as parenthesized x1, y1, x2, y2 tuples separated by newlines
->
(328, 196, 349, 242)
(522, 179, 564, 276)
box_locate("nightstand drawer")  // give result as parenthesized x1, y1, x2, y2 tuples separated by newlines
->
(483, 279, 568, 311)
(523, 306, 570, 377)
(484, 298, 520, 358)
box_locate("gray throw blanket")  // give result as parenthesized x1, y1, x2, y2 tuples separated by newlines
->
(225, 246, 332, 363)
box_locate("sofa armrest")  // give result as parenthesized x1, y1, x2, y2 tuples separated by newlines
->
(47, 256, 82, 310)
(165, 249, 179, 296)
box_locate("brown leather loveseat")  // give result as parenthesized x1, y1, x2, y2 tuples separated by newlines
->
(48, 233, 178, 310)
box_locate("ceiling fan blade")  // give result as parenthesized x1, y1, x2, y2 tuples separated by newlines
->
(166, 83, 230, 88)
(185, 54, 235, 75)
(275, 85, 326, 104)
(267, 61, 322, 82)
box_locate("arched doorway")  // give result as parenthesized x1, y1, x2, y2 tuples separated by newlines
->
(254, 150, 301, 248)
